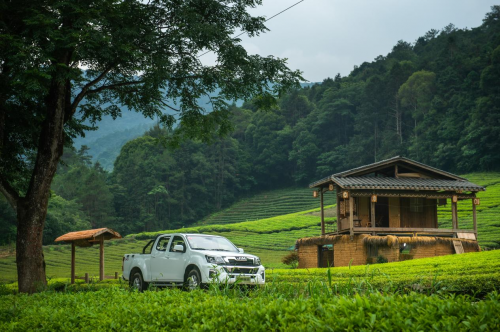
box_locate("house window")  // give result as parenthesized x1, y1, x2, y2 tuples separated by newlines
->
(410, 198, 424, 213)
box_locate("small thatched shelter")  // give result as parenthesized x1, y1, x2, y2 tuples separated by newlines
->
(55, 228, 121, 283)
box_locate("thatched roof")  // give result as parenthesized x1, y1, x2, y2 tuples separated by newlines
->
(55, 228, 121, 247)
(363, 235, 480, 250)
(298, 234, 370, 246)
(297, 234, 480, 251)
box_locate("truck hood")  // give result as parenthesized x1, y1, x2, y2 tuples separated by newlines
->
(195, 250, 258, 260)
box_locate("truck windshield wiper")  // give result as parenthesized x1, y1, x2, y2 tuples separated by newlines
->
(191, 247, 207, 250)
(211, 249, 232, 251)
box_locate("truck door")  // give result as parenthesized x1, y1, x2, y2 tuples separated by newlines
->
(150, 235, 172, 281)
(164, 235, 188, 282)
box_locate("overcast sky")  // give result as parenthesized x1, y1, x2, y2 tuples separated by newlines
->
(202, 0, 498, 82)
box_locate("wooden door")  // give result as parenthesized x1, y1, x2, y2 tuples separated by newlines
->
(388, 197, 400, 228)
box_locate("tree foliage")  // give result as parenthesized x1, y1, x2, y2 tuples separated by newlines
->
(0, 0, 301, 293)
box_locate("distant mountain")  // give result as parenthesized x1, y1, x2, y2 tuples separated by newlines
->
(73, 93, 244, 170)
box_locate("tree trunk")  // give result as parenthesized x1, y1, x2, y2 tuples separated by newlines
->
(15, 67, 68, 293)
(16, 198, 49, 293)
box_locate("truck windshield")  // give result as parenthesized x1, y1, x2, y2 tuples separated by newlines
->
(186, 235, 238, 252)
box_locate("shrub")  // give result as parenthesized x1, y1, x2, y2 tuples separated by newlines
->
(281, 251, 299, 268)
(376, 255, 388, 264)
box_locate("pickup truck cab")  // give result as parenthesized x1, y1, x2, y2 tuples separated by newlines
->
(123, 233, 265, 291)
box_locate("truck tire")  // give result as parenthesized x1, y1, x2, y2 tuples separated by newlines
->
(184, 268, 202, 291)
(130, 271, 148, 292)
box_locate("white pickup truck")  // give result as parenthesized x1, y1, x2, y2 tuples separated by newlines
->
(122, 233, 265, 291)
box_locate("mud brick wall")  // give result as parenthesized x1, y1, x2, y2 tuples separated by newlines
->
(463, 245, 480, 253)
(410, 243, 454, 259)
(333, 236, 367, 266)
(298, 244, 318, 268)
(377, 246, 399, 263)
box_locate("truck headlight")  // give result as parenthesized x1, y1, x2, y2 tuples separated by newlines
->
(206, 255, 225, 265)
(255, 257, 261, 265)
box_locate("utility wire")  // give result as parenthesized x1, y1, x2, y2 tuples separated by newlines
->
(197, 0, 305, 58)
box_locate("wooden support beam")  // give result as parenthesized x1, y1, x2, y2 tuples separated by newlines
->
(371, 201, 376, 236)
(71, 242, 75, 285)
(472, 200, 477, 237)
(320, 189, 325, 236)
(336, 185, 341, 222)
(85, 273, 89, 284)
(349, 196, 354, 236)
(99, 237, 104, 281)
(452, 201, 458, 235)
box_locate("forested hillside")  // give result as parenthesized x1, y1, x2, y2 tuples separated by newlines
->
(1, 7, 499, 242)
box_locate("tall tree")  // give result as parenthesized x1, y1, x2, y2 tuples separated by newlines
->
(0, 0, 301, 293)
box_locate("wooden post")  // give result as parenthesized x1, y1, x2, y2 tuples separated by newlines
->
(115, 272, 119, 279)
(320, 189, 325, 236)
(71, 242, 75, 285)
(472, 199, 477, 238)
(371, 201, 376, 236)
(85, 273, 89, 284)
(99, 237, 104, 281)
(451, 201, 458, 235)
(349, 196, 354, 236)
(336, 186, 341, 233)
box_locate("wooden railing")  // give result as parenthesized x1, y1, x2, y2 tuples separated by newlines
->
(352, 227, 475, 234)
(74, 272, 120, 283)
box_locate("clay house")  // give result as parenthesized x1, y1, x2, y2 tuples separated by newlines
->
(298, 156, 484, 268)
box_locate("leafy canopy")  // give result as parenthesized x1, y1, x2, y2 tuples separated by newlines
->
(0, 0, 302, 194)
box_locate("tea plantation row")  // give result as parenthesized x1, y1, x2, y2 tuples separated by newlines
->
(1, 287, 499, 331)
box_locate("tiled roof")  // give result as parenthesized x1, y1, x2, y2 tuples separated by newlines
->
(331, 156, 465, 180)
(55, 228, 121, 242)
(309, 156, 476, 188)
(324, 177, 485, 191)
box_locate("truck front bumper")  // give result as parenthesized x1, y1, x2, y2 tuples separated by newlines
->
(204, 265, 265, 285)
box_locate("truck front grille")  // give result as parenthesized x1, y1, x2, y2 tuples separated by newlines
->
(224, 267, 258, 274)
(227, 258, 256, 266)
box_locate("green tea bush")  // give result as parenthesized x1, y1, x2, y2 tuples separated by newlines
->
(0, 287, 499, 331)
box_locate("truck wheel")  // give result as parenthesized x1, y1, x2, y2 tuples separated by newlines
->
(184, 268, 202, 291)
(130, 271, 148, 292)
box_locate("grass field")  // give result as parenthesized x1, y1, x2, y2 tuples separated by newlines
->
(0, 172, 499, 283)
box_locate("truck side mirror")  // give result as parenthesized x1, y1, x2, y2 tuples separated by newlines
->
(173, 244, 185, 252)
(238, 248, 244, 253)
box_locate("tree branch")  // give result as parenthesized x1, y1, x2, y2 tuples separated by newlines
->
(86, 80, 143, 95)
(0, 175, 19, 210)
(67, 66, 114, 122)
(156, 98, 180, 112)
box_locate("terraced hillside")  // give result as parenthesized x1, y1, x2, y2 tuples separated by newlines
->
(437, 173, 500, 248)
(0, 173, 499, 283)
(0, 208, 329, 282)
(200, 187, 335, 225)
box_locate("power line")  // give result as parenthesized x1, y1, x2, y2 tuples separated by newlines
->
(197, 0, 305, 58)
